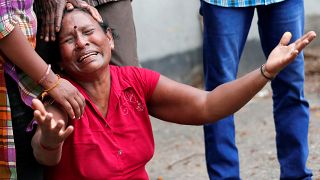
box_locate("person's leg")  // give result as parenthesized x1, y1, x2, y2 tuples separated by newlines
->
(257, 0, 312, 179)
(200, 1, 254, 179)
(96, 0, 139, 66)
(4, 74, 44, 180)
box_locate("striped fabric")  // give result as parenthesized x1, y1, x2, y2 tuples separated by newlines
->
(202, 0, 285, 7)
(0, 0, 40, 178)
(0, 64, 16, 179)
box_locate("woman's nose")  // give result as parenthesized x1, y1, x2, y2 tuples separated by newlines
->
(75, 36, 88, 49)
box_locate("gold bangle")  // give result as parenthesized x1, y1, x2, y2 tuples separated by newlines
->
(40, 74, 61, 100)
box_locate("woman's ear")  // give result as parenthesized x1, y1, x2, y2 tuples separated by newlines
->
(106, 28, 114, 50)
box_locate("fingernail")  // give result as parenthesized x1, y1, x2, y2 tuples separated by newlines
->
(72, 115, 76, 119)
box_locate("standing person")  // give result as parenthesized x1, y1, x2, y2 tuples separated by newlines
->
(200, 0, 312, 179)
(35, 0, 139, 67)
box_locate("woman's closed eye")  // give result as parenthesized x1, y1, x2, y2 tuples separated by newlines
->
(83, 29, 94, 35)
(61, 36, 75, 44)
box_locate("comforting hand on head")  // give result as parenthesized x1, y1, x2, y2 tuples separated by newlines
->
(38, 0, 102, 42)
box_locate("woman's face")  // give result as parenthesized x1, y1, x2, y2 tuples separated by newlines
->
(58, 10, 114, 79)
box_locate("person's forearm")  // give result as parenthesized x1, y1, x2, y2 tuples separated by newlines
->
(31, 130, 63, 166)
(205, 68, 268, 122)
(0, 26, 58, 88)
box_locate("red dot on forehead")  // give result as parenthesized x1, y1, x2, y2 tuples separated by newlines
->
(74, 26, 77, 29)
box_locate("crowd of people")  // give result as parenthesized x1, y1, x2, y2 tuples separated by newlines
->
(0, 0, 317, 179)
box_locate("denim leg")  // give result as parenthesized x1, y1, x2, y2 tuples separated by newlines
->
(200, 1, 254, 179)
(257, 0, 312, 179)
(4, 74, 44, 180)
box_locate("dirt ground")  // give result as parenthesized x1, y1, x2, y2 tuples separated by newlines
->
(146, 46, 320, 180)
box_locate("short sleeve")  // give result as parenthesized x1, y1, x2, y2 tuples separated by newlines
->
(0, 1, 18, 39)
(119, 66, 160, 102)
(137, 68, 160, 101)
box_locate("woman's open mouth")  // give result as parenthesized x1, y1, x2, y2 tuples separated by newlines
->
(78, 52, 98, 63)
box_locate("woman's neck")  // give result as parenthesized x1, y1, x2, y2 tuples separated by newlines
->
(78, 68, 111, 117)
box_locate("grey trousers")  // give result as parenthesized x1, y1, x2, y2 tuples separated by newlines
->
(96, 0, 139, 66)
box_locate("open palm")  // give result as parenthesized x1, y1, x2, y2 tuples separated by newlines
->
(265, 31, 317, 77)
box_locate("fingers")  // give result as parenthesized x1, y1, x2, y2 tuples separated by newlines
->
(53, 119, 65, 134)
(60, 125, 74, 140)
(55, 0, 66, 32)
(55, 120, 73, 141)
(43, 3, 56, 42)
(66, 2, 74, 10)
(49, 9, 56, 41)
(32, 99, 47, 116)
(40, 14, 46, 40)
(83, 4, 103, 22)
(293, 31, 317, 52)
(44, 113, 54, 129)
(279, 32, 292, 46)
(33, 110, 53, 130)
(75, 91, 86, 117)
(66, 92, 85, 119)
(68, 97, 82, 119)
(53, 120, 73, 142)
(44, 6, 51, 41)
(67, 0, 102, 22)
(60, 101, 76, 119)
(34, 110, 45, 126)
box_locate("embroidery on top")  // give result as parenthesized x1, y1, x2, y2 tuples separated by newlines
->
(119, 88, 144, 115)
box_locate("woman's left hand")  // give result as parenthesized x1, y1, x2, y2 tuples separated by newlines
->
(264, 31, 317, 78)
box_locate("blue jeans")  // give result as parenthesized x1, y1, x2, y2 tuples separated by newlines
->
(200, 0, 312, 179)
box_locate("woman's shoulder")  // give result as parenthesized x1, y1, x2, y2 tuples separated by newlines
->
(110, 65, 147, 79)
(110, 65, 159, 77)
(110, 65, 160, 89)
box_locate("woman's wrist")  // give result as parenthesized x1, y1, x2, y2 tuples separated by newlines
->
(39, 141, 62, 151)
(39, 70, 60, 89)
(260, 64, 275, 81)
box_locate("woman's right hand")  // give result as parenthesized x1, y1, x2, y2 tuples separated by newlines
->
(47, 77, 85, 119)
(32, 98, 74, 150)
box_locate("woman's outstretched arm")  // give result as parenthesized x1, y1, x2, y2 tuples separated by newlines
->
(148, 31, 317, 125)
